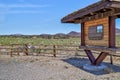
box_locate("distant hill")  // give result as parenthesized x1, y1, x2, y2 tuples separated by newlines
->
(1, 28, 120, 38)
(10, 34, 24, 36)
(67, 28, 120, 36)
(116, 28, 120, 35)
(67, 31, 80, 37)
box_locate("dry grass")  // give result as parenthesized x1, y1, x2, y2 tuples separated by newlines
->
(0, 52, 120, 80)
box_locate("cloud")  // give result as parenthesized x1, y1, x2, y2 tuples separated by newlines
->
(0, 2, 51, 17)
(0, 3, 51, 14)
(5, 10, 45, 14)
(0, 4, 51, 8)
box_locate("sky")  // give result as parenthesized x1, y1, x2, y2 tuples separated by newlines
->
(0, 0, 120, 35)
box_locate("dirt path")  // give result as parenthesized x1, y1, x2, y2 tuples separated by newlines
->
(0, 55, 120, 80)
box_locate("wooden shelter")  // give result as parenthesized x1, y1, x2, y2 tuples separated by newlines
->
(61, 0, 120, 65)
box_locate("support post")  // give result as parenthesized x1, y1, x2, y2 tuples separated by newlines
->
(94, 52, 108, 65)
(109, 16, 116, 48)
(81, 23, 85, 46)
(84, 50, 108, 65)
(84, 50, 95, 65)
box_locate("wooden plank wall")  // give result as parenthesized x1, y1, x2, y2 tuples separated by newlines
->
(84, 17, 109, 46)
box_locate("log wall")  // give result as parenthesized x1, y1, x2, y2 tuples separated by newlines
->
(84, 17, 109, 46)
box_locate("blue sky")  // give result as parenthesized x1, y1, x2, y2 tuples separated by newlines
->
(0, 0, 120, 35)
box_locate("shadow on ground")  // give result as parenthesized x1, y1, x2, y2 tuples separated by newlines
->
(62, 57, 120, 75)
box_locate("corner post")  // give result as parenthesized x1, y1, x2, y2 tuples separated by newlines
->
(109, 16, 116, 48)
(81, 22, 85, 46)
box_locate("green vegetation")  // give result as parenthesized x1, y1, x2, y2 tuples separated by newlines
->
(0, 36, 81, 45)
(0, 35, 120, 46)
(116, 35, 120, 47)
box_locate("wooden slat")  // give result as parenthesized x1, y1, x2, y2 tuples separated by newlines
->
(84, 17, 109, 46)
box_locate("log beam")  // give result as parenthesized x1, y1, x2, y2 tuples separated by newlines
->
(75, 10, 114, 23)
(84, 50, 108, 65)
(94, 52, 108, 65)
(85, 50, 95, 64)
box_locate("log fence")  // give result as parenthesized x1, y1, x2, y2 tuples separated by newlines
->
(0, 44, 120, 64)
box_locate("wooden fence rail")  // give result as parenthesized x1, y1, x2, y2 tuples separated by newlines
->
(10, 44, 29, 57)
(0, 44, 120, 64)
(0, 44, 80, 57)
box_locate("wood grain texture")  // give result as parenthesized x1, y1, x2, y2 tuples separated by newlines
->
(84, 17, 109, 47)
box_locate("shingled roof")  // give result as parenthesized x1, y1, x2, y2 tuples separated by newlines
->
(61, 0, 120, 23)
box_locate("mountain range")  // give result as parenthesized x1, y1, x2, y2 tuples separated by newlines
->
(68, 28, 120, 36)
(1, 28, 120, 37)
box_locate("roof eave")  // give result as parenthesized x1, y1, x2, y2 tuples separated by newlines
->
(61, 0, 120, 23)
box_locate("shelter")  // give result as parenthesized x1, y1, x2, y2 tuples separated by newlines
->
(61, 0, 120, 65)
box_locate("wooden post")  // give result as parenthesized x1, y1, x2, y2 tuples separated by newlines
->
(109, 16, 116, 48)
(24, 44, 28, 55)
(85, 50, 109, 65)
(85, 50, 95, 65)
(94, 52, 108, 65)
(53, 45, 56, 57)
(81, 23, 85, 46)
(10, 44, 13, 57)
(110, 54, 113, 64)
(17, 48, 20, 56)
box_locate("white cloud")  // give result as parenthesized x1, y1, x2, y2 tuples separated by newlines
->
(5, 10, 45, 14)
(0, 0, 52, 14)
(0, 3, 51, 14)
(0, 4, 51, 8)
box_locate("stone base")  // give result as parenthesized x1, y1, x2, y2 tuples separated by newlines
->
(83, 63, 108, 71)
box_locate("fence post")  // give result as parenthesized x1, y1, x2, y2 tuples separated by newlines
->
(10, 44, 13, 57)
(110, 54, 113, 64)
(24, 44, 28, 55)
(53, 45, 56, 57)
(75, 48, 79, 56)
(17, 48, 20, 56)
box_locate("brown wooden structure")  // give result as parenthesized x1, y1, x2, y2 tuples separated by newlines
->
(61, 0, 120, 65)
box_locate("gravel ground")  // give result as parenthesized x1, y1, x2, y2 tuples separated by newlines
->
(0, 54, 120, 80)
